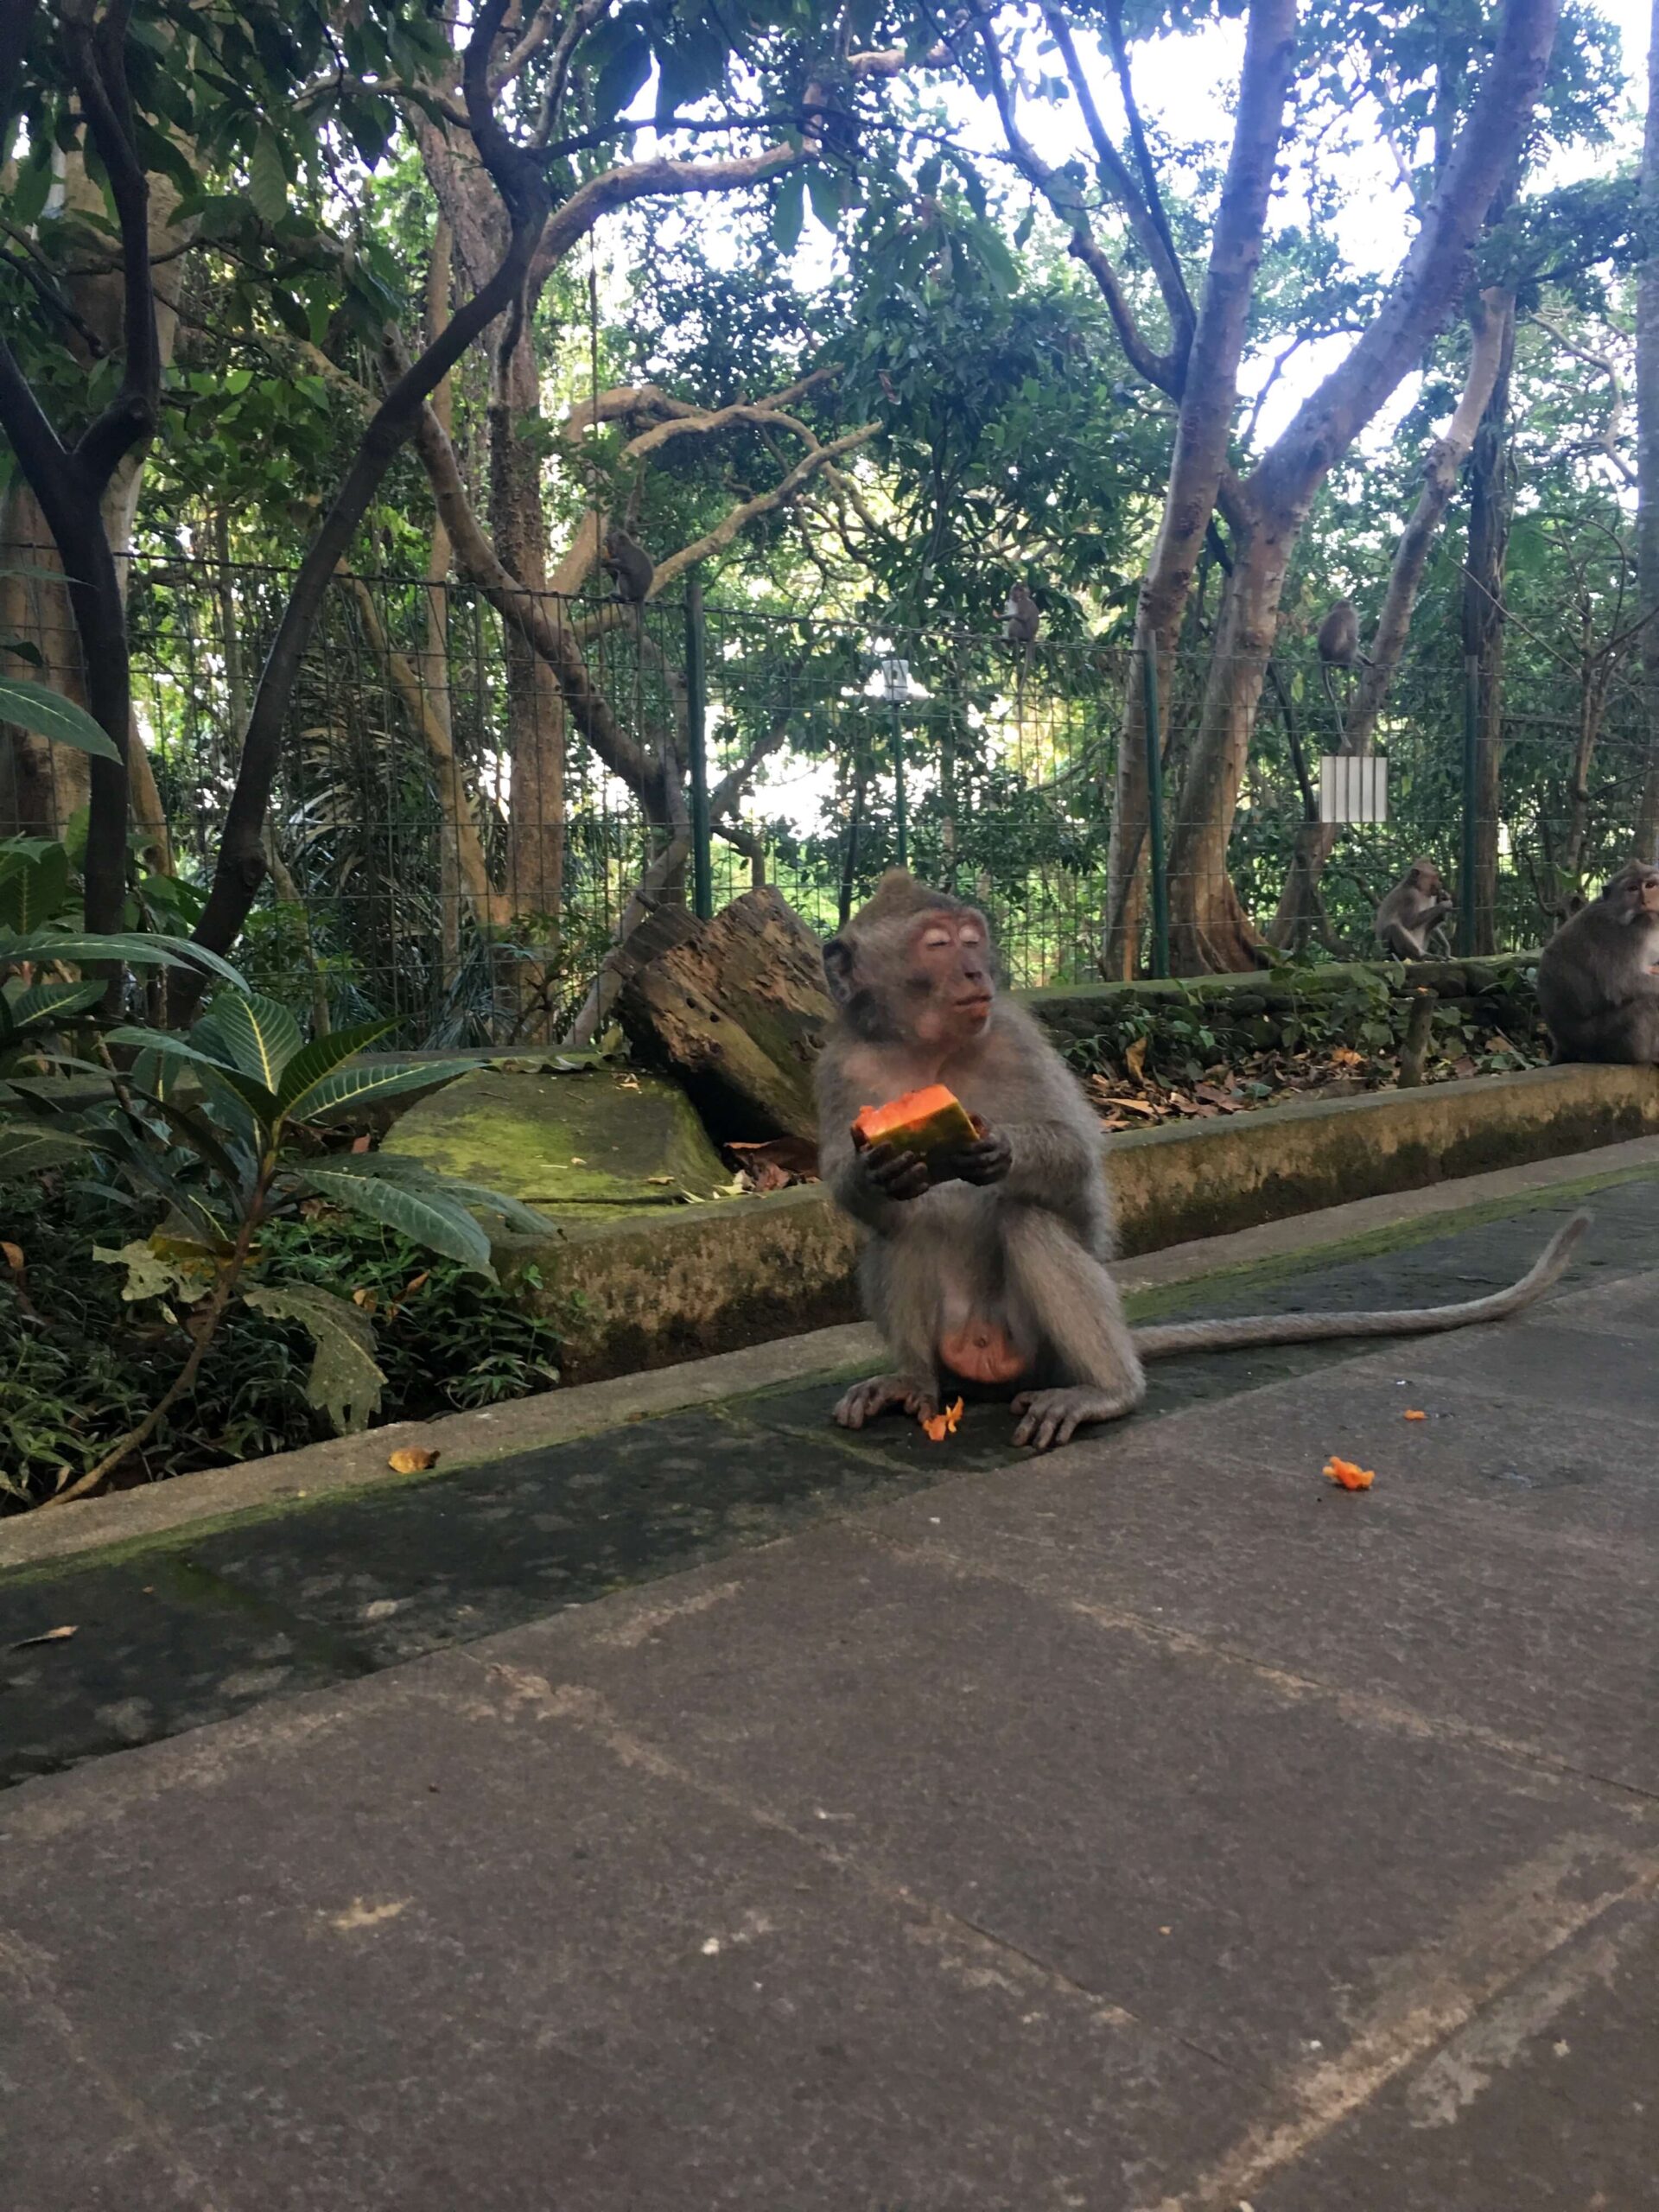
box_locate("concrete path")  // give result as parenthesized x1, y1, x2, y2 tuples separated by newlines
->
(3, 1182, 1657, 2208)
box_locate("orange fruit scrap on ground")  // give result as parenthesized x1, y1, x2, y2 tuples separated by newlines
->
(1323, 1455, 1376, 1491)
(851, 1084, 977, 1156)
(1403, 1408, 1427, 1421)
(921, 1397, 965, 1442)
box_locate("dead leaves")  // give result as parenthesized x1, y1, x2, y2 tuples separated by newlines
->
(387, 1446, 441, 1474)
(920, 1397, 964, 1443)
(724, 1136, 820, 1192)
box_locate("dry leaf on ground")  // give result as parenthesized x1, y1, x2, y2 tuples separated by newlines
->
(9, 1625, 77, 1650)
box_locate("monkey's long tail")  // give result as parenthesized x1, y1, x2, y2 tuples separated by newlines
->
(1130, 1212, 1586, 1361)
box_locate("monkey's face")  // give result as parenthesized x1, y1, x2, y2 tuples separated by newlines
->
(905, 907, 995, 1049)
(1606, 863, 1659, 922)
(1411, 863, 1445, 899)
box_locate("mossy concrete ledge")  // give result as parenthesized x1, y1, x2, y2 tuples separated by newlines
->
(504, 1061, 1659, 1381)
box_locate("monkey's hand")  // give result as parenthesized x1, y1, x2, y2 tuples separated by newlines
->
(855, 1139, 931, 1202)
(932, 1114, 1012, 1187)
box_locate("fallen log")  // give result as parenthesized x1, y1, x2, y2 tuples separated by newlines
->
(613, 886, 832, 1143)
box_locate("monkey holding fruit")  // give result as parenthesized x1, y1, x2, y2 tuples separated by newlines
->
(815, 871, 1585, 1451)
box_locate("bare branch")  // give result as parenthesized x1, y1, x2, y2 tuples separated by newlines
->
(1529, 310, 1637, 485)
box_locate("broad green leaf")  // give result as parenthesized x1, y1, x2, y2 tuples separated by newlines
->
(420, 1178, 557, 1236)
(0, 1121, 92, 1178)
(593, 23, 651, 119)
(773, 170, 805, 255)
(0, 844, 71, 931)
(293, 1162, 496, 1276)
(195, 992, 302, 1087)
(93, 1236, 214, 1304)
(247, 126, 288, 226)
(281, 1054, 472, 1124)
(0, 931, 247, 986)
(0, 677, 120, 760)
(805, 167, 844, 234)
(243, 1283, 384, 1433)
(104, 1027, 279, 1132)
(272, 1016, 394, 1114)
(7, 979, 104, 1027)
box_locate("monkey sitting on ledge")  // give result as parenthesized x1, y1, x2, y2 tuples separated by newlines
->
(816, 872, 1586, 1452)
(1537, 860, 1659, 1064)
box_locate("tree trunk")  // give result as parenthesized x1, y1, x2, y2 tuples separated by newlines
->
(1097, 0, 1300, 976)
(1637, 0, 1659, 860)
(1269, 288, 1511, 945)
(0, 159, 188, 861)
(1166, 528, 1283, 971)
(1163, 0, 1557, 970)
(612, 885, 833, 1142)
(491, 328, 566, 929)
(1462, 300, 1516, 953)
(421, 219, 462, 983)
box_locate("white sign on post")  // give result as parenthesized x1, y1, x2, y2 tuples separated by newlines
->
(1319, 753, 1387, 825)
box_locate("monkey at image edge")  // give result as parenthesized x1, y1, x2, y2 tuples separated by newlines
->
(816, 871, 1586, 1453)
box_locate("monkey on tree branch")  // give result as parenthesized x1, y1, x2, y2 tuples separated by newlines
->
(815, 873, 1586, 1452)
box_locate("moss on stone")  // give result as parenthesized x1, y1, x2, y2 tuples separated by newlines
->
(382, 1065, 732, 1217)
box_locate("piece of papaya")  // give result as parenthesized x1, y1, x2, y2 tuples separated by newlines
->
(851, 1084, 977, 1156)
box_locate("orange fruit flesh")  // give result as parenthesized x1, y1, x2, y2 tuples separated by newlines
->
(851, 1084, 976, 1155)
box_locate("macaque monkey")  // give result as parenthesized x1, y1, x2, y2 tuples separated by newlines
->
(1375, 859, 1455, 960)
(1002, 582, 1040, 648)
(1536, 860, 1659, 1065)
(1317, 595, 1364, 736)
(601, 526, 654, 605)
(817, 871, 1586, 1451)
(1003, 581, 1040, 718)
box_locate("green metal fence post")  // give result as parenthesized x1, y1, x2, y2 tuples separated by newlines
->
(1461, 652, 1478, 956)
(1141, 642, 1170, 978)
(685, 574, 713, 921)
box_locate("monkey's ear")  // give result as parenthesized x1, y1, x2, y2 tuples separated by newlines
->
(823, 936, 857, 1006)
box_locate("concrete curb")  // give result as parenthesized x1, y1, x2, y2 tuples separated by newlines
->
(513, 1062, 1659, 1382)
(9, 1133, 1658, 1580)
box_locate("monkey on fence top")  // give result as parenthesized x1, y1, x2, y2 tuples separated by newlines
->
(813, 869, 1586, 1453)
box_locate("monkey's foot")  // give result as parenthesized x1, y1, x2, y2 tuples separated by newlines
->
(938, 1319, 1027, 1387)
(1011, 1382, 1141, 1452)
(833, 1374, 935, 1431)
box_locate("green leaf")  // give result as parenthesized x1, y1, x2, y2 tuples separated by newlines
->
(0, 931, 247, 986)
(243, 1283, 384, 1433)
(418, 1178, 557, 1236)
(293, 1161, 496, 1276)
(773, 170, 805, 255)
(593, 24, 651, 120)
(0, 1121, 92, 1178)
(0, 677, 120, 761)
(93, 1236, 214, 1305)
(247, 126, 288, 226)
(194, 991, 302, 1088)
(0, 844, 71, 931)
(281, 1054, 472, 1124)
(805, 167, 843, 234)
(7, 979, 104, 1028)
(103, 1026, 279, 1132)
(271, 1015, 394, 1113)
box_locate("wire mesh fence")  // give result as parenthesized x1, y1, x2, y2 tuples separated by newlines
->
(2, 549, 1654, 1044)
